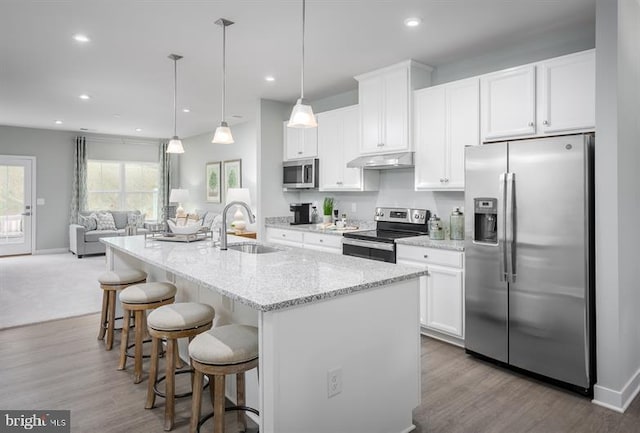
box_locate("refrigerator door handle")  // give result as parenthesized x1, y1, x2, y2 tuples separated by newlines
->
(499, 173, 507, 281)
(506, 173, 516, 283)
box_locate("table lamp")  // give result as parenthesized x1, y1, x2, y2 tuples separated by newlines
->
(169, 188, 189, 216)
(226, 188, 251, 231)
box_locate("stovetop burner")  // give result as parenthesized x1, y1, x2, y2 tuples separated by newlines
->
(343, 229, 427, 243)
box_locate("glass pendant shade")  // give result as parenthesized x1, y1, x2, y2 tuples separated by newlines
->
(212, 121, 234, 144)
(166, 136, 184, 154)
(288, 98, 317, 128)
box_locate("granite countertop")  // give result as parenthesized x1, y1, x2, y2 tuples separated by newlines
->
(264, 216, 375, 236)
(101, 235, 426, 312)
(395, 235, 465, 251)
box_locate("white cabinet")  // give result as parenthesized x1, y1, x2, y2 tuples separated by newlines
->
(355, 60, 432, 155)
(283, 121, 318, 161)
(414, 77, 479, 190)
(481, 49, 595, 142)
(397, 245, 464, 345)
(317, 106, 379, 192)
(265, 227, 342, 254)
(265, 227, 304, 247)
(537, 50, 595, 134)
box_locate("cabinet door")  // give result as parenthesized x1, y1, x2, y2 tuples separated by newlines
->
(383, 67, 409, 151)
(301, 127, 318, 158)
(284, 122, 302, 160)
(414, 86, 446, 189)
(419, 275, 428, 326)
(446, 78, 479, 189)
(538, 50, 595, 134)
(481, 65, 536, 141)
(425, 265, 463, 337)
(317, 111, 343, 190)
(359, 76, 383, 153)
(340, 106, 363, 189)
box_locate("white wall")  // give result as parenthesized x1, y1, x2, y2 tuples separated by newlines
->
(178, 120, 257, 218)
(593, 0, 640, 412)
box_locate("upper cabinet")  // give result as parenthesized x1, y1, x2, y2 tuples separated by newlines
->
(283, 122, 318, 161)
(414, 77, 480, 190)
(481, 49, 595, 142)
(355, 60, 432, 155)
(317, 105, 378, 191)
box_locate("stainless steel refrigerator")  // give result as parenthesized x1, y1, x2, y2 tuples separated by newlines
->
(464, 133, 594, 395)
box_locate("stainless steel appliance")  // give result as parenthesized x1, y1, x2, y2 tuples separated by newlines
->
(464, 133, 595, 395)
(283, 158, 319, 189)
(290, 202, 311, 225)
(342, 207, 430, 263)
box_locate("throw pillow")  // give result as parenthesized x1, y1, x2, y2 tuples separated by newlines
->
(127, 212, 146, 228)
(78, 214, 97, 231)
(96, 211, 117, 231)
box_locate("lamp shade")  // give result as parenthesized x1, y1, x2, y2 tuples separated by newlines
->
(212, 122, 234, 144)
(287, 98, 317, 128)
(169, 188, 189, 203)
(166, 137, 185, 154)
(226, 188, 251, 205)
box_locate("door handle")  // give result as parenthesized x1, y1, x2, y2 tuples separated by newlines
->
(505, 173, 516, 283)
(499, 174, 507, 282)
(21, 212, 31, 216)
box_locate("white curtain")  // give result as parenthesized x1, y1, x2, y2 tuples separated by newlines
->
(69, 136, 87, 224)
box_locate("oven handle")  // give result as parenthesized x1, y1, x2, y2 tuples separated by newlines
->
(342, 237, 395, 251)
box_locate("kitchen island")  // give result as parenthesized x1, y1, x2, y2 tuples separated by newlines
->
(102, 235, 426, 433)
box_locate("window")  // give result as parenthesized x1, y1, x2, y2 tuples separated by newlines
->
(87, 160, 159, 220)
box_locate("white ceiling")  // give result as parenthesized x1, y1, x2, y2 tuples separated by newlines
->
(0, 0, 595, 140)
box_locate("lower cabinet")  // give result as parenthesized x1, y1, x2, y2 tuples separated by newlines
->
(397, 244, 464, 346)
(265, 227, 342, 254)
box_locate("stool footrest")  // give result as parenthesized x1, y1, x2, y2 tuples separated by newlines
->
(197, 406, 260, 432)
(125, 339, 165, 359)
(153, 369, 209, 399)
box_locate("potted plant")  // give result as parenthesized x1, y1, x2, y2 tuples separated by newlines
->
(322, 197, 334, 224)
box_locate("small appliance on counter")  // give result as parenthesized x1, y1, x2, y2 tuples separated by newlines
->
(290, 203, 312, 225)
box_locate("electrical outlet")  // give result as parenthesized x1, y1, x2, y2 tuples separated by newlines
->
(351, 202, 357, 213)
(327, 367, 342, 398)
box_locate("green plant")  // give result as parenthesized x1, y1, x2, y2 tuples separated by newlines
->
(323, 197, 334, 216)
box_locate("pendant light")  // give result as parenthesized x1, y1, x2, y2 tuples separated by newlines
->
(212, 18, 235, 144)
(287, 0, 317, 128)
(166, 54, 185, 154)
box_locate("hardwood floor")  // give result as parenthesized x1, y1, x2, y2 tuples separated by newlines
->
(1, 314, 639, 433)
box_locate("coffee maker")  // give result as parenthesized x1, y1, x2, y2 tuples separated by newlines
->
(290, 203, 312, 225)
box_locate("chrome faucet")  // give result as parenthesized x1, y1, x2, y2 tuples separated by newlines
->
(219, 201, 256, 250)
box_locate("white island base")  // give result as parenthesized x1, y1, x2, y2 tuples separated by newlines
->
(105, 239, 421, 433)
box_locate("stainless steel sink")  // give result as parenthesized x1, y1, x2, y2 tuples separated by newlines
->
(226, 243, 280, 254)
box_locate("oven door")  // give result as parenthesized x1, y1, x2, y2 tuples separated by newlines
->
(342, 238, 396, 263)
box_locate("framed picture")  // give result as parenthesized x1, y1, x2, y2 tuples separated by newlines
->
(205, 161, 222, 203)
(223, 159, 242, 198)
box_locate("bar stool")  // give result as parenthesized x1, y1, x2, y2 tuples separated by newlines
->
(118, 282, 177, 383)
(146, 302, 216, 431)
(188, 324, 259, 433)
(97, 269, 147, 350)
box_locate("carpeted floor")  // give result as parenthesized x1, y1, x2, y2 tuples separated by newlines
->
(0, 253, 106, 329)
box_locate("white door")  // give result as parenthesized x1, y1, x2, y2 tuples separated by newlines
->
(383, 67, 409, 151)
(301, 127, 318, 159)
(446, 77, 480, 188)
(0, 157, 34, 256)
(340, 106, 363, 189)
(317, 110, 343, 190)
(414, 85, 446, 189)
(425, 265, 463, 337)
(359, 76, 383, 153)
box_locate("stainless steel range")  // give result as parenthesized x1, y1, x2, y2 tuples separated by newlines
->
(342, 207, 430, 263)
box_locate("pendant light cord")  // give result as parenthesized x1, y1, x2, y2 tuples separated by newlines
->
(222, 22, 227, 122)
(173, 57, 178, 137)
(301, 0, 305, 100)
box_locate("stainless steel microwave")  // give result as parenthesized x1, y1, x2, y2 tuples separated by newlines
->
(283, 158, 319, 189)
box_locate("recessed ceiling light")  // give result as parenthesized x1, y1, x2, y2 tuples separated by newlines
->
(79, 94, 91, 100)
(113, 114, 121, 118)
(265, 76, 275, 82)
(135, 128, 142, 132)
(55, 120, 63, 125)
(182, 108, 191, 113)
(404, 17, 422, 27)
(73, 33, 90, 43)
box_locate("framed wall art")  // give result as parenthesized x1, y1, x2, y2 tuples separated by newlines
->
(223, 159, 242, 198)
(205, 161, 222, 203)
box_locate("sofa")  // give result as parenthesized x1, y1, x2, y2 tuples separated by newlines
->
(69, 210, 150, 258)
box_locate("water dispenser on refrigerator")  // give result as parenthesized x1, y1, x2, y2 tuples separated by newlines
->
(473, 198, 497, 244)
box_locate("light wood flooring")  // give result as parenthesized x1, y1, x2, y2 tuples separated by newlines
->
(1, 314, 639, 433)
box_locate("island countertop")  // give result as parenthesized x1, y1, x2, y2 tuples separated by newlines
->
(101, 236, 426, 312)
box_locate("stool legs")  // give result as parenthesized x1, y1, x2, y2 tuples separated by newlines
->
(145, 336, 160, 410)
(190, 370, 204, 433)
(98, 290, 109, 340)
(213, 375, 226, 433)
(106, 290, 117, 350)
(165, 338, 176, 431)
(237, 372, 246, 432)
(134, 310, 145, 383)
(118, 309, 132, 370)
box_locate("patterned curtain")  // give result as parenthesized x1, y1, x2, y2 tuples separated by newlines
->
(158, 141, 172, 222)
(69, 136, 87, 224)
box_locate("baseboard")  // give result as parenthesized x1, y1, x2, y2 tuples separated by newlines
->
(421, 327, 464, 348)
(33, 248, 68, 255)
(593, 366, 640, 413)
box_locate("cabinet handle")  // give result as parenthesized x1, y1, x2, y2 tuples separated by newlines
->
(282, 234, 286, 237)
(297, 151, 303, 154)
(425, 269, 430, 276)
(543, 120, 549, 126)
(444, 178, 449, 183)
(377, 143, 385, 147)
(319, 239, 323, 243)
(439, 178, 444, 183)
(528, 122, 534, 127)
(423, 254, 428, 258)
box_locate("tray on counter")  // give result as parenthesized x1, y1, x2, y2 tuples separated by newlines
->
(146, 230, 212, 243)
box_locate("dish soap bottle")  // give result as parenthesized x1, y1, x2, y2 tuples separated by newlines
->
(450, 207, 464, 240)
(429, 214, 445, 240)
(311, 206, 319, 224)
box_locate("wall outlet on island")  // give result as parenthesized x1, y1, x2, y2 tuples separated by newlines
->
(327, 367, 342, 398)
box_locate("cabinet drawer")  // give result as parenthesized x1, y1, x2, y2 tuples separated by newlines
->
(396, 245, 463, 268)
(266, 228, 304, 244)
(304, 232, 343, 249)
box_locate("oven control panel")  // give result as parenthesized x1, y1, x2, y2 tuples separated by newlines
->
(374, 207, 428, 224)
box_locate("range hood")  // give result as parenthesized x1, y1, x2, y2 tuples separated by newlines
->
(346, 152, 414, 169)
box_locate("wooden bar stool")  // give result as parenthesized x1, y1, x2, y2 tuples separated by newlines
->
(97, 269, 147, 350)
(188, 324, 259, 433)
(118, 282, 177, 383)
(146, 302, 216, 431)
